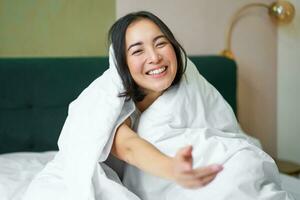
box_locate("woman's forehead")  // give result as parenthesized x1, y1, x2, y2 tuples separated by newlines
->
(125, 19, 164, 44)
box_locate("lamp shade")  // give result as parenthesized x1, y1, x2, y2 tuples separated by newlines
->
(269, 1, 295, 25)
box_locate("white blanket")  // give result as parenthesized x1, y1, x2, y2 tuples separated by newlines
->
(23, 47, 294, 200)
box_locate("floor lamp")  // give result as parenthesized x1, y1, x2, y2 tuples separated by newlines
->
(221, 0, 295, 60)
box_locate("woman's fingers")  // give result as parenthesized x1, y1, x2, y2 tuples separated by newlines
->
(180, 173, 218, 189)
(178, 168, 220, 189)
(180, 145, 193, 157)
(175, 146, 193, 171)
(199, 173, 218, 186)
(177, 146, 193, 163)
(176, 165, 222, 180)
(173, 146, 223, 189)
(194, 164, 223, 178)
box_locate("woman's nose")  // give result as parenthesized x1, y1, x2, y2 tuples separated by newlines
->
(147, 49, 161, 64)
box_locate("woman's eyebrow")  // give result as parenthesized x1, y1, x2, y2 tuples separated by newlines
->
(127, 42, 142, 51)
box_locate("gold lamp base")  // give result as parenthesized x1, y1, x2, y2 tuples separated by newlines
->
(221, 50, 235, 60)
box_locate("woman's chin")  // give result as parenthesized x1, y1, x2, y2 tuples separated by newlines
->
(147, 85, 171, 95)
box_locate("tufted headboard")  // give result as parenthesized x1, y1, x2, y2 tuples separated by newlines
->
(0, 56, 237, 154)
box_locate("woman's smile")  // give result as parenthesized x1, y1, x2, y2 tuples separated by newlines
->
(146, 66, 167, 76)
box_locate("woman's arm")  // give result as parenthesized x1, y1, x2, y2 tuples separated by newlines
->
(111, 118, 173, 179)
(111, 118, 223, 188)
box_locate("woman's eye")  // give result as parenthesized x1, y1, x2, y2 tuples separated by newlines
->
(132, 49, 143, 55)
(156, 41, 167, 48)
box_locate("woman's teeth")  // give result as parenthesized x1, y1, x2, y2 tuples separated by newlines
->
(147, 66, 167, 75)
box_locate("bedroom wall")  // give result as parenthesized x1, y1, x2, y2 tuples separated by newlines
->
(0, 0, 115, 57)
(117, 0, 278, 157)
(277, 0, 300, 164)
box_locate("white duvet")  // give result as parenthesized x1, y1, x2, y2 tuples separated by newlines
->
(15, 47, 295, 199)
(1, 152, 299, 200)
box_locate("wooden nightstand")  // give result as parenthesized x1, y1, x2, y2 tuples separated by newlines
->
(275, 159, 300, 176)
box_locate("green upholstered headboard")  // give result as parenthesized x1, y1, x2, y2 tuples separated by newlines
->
(0, 56, 236, 154)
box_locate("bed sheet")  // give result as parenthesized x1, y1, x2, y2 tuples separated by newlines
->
(280, 173, 300, 200)
(1, 152, 299, 200)
(0, 151, 56, 200)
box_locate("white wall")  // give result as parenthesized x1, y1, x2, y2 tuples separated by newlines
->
(277, 0, 300, 163)
(117, 0, 278, 157)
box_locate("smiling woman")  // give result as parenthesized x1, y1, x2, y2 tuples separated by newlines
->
(108, 11, 223, 189)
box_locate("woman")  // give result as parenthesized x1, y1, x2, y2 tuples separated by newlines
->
(24, 11, 293, 200)
(109, 11, 223, 190)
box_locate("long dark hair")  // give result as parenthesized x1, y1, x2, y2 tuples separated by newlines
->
(108, 11, 187, 102)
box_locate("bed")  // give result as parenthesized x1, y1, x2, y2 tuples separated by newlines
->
(0, 56, 299, 199)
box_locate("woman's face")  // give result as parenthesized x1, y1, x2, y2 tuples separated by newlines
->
(125, 19, 177, 97)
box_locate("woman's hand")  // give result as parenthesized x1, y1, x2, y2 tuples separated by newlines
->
(172, 146, 223, 189)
